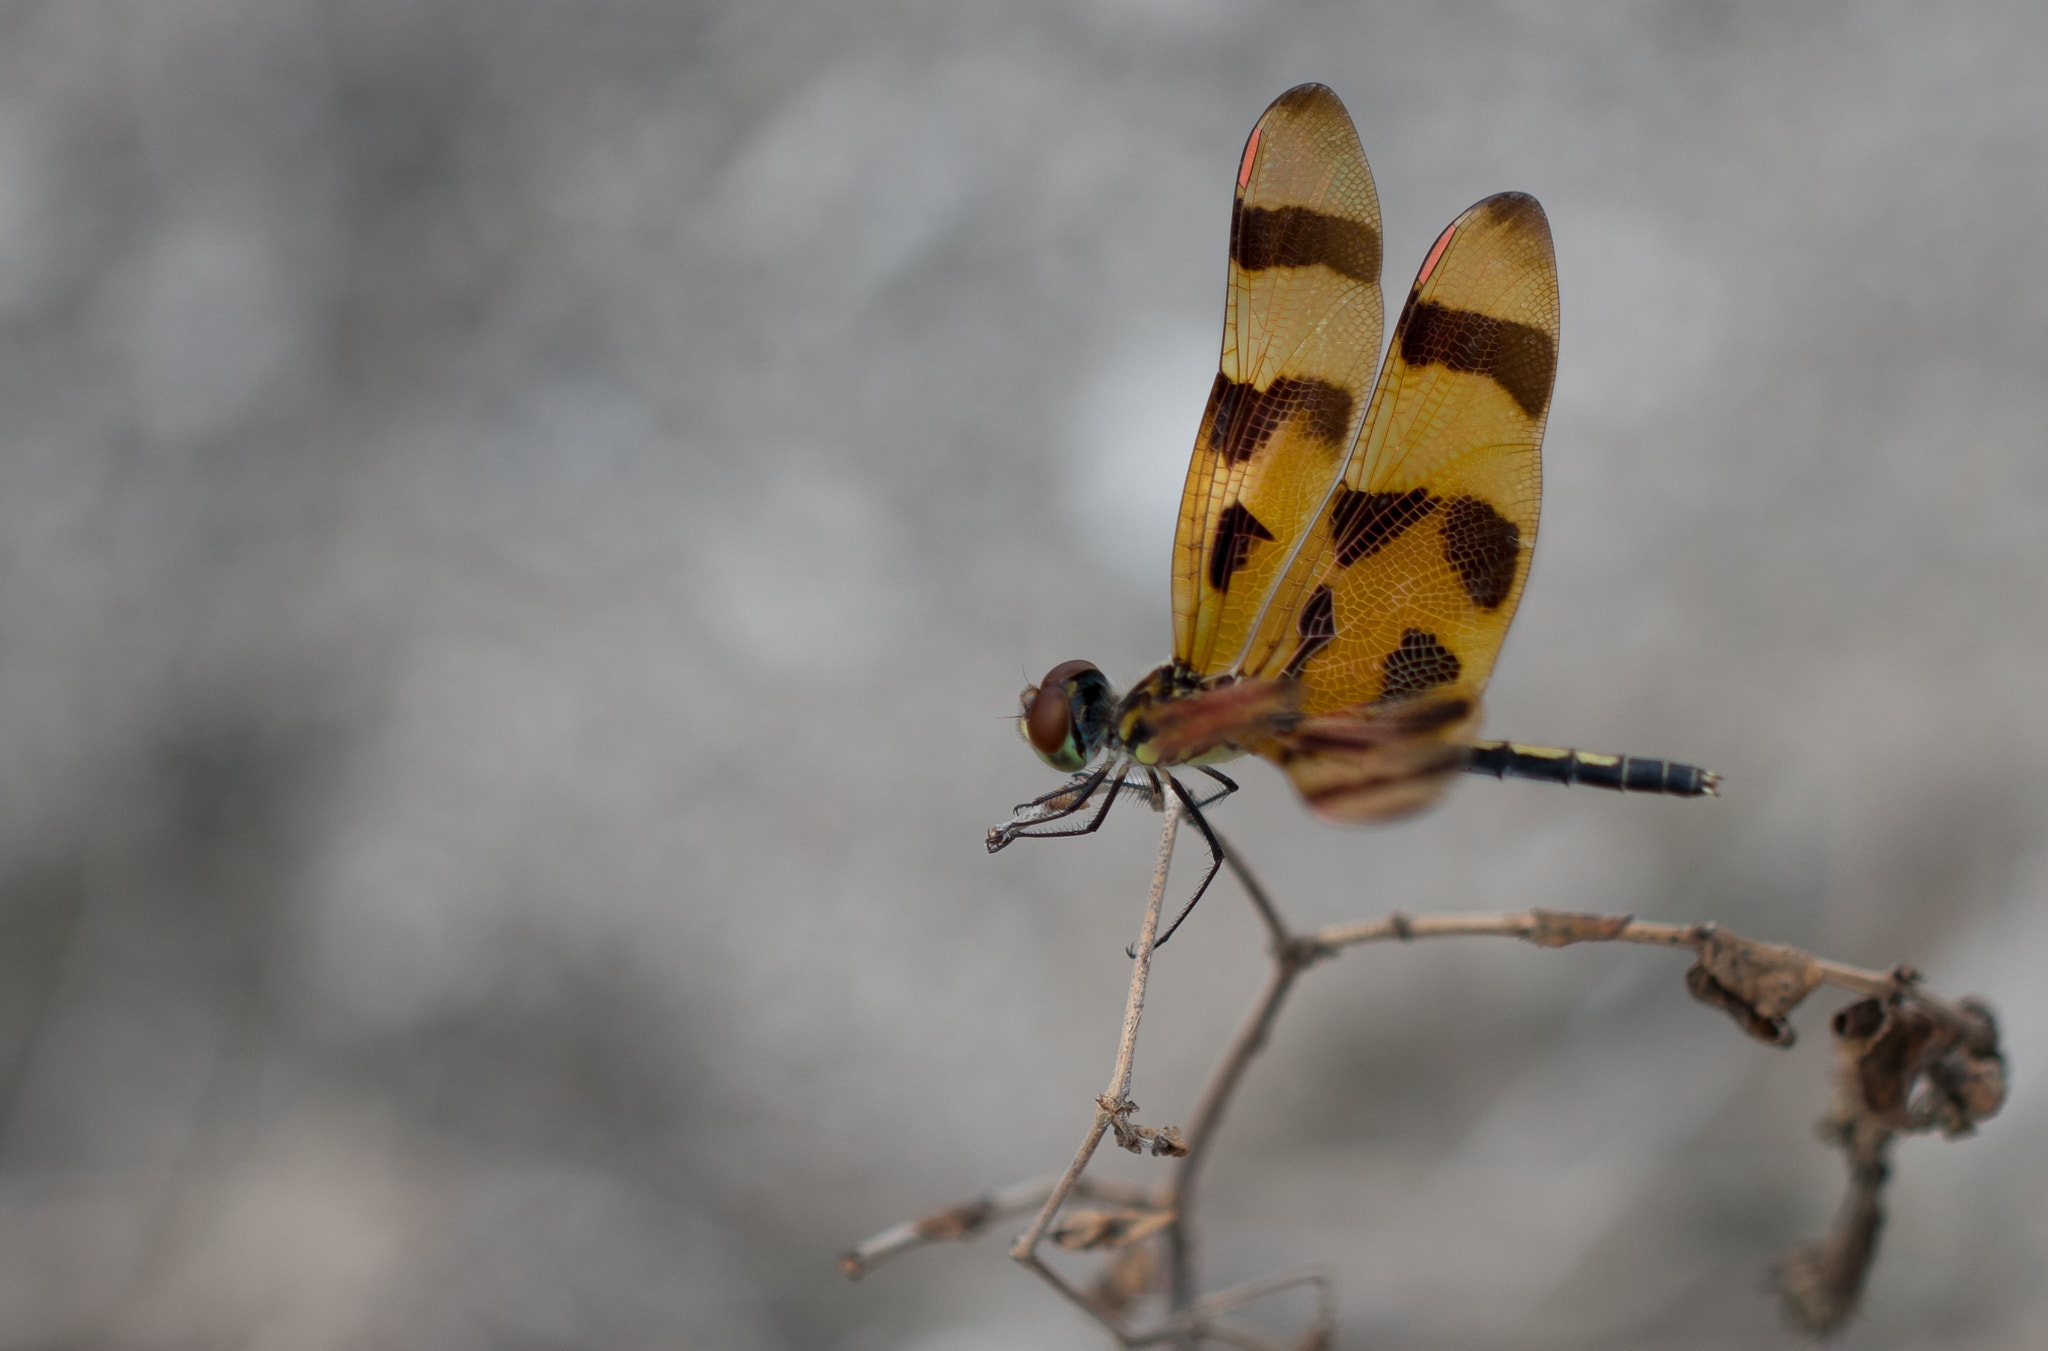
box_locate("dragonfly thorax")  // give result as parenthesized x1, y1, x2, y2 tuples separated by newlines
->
(1115, 663, 1259, 767)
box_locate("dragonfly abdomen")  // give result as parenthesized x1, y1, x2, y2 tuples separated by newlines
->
(1463, 741, 1718, 797)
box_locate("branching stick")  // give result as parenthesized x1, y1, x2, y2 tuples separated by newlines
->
(845, 817, 2006, 1347)
(1002, 798, 1181, 1335)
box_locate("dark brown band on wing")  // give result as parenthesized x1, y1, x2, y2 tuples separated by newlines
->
(1232, 205, 1381, 284)
(1207, 501, 1276, 593)
(1272, 377, 1354, 447)
(1378, 628, 1462, 702)
(1204, 374, 1353, 462)
(1438, 497, 1520, 610)
(1331, 486, 1438, 567)
(1281, 584, 1336, 679)
(1397, 299, 1556, 418)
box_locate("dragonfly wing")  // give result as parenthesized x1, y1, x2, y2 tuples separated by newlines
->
(1173, 84, 1385, 677)
(1243, 192, 1559, 718)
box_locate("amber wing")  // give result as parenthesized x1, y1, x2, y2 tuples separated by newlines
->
(1172, 84, 1385, 677)
(1244, 193, 1561, 818)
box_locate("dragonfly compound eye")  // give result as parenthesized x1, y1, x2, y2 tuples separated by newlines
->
(1021, 660, 1109, 771)
(1023, 679, 1073, 760)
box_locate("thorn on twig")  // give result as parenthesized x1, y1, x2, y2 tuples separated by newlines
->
(1099, 1095, 1191, 1157)
(1525, 907, 1633, 947)
(1052, 1206, 1176, 1251)
(1683, 926, 1824, 1045)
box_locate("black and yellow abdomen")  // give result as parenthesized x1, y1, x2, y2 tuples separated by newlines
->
(1463, 741, 1718, 797)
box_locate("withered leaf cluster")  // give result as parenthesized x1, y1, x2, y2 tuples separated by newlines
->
(1775, 993, 2005, 1334)
(1828, 995, 2005, 1140)
(1100, 1095, 1190, 1157)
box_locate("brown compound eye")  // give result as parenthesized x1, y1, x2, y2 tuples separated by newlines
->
(1023, 679, 1072, 759)
(1020, 660, 1108, 771)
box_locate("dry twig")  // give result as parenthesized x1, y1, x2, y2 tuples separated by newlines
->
(1001, 798, 1182, 1337)
(845, 818, 2006, 1345)
(839, 1174, 1155, 1280)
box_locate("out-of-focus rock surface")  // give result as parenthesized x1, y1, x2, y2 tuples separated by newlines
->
(0, 1, 2042, 1346)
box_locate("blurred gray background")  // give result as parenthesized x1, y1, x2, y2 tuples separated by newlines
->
(0, 0, 2043, 1347)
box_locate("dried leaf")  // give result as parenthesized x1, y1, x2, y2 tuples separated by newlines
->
(1774, 1161, 1886, 1335)
(1051, 1206, 1175, 1251)
(1686, 963, 1793, 1045)
(1147, 1125, 1190, 1157)
(1830, 996, 2006, 1137)
(913, 1197, 994, 1243)
(1685, 928, 1823, 1044)
(1833, 998, 1934, 1128)
(1778, 993, 2007, 1330)
(1774, 1207, 1883, 1333)
(1525, 908, 1633, 947)
(1101, 1096, 1143, 1152)
(1100, 1096, 1188, 1155)
(1090, 1239, 1158, 1315)
(1928, 1042, 2007, 1131)
(1933, 998, 2007, 1135)
(1703, 928, 1825, 1020)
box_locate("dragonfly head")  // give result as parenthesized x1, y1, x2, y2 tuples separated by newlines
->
(1019, 660, 1115, 771)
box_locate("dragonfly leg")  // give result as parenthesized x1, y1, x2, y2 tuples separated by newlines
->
(987, 763, 1127, 851)
(1125, 772, 1231, 955)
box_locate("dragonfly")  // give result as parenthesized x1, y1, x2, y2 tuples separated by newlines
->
(988, 83, 1716, 947)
